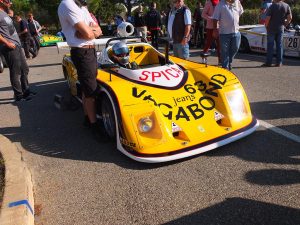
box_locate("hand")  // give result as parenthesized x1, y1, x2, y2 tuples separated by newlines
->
(90, 25, 102, 38)
(6, 41, 16, 49)
(75, 30, 85, 39)
(284, 20, 290, 27)
(181, 37, 189, 45)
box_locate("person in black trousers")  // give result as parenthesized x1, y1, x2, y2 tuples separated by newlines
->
(145, 2, 162, 49)
(0, 0, 36, 101)
(15, 14, 37, 59)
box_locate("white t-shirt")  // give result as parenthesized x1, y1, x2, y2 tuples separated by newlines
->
(58, 0, 95, 47)
(212, 0, 243, 34)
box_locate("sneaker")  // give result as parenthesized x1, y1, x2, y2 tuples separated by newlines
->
(261, 63, 272, 67)
(275, 63, 282, 67)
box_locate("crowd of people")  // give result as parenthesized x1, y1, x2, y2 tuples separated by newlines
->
(124, 0, 293, 69)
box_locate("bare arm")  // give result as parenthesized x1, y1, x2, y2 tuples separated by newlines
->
(181, 24, 191, 45)
(74, 21, 96, 40)
(265, 16, 270, 28)
(201, 3, 211, 20)
(285, 14, 292, 26)
(0, 34, 16, 49)
(18, 28, 28, 35)
(89, 22, 102, 38)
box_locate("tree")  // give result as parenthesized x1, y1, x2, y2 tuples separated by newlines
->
(11, 0, 33, 16)
(34, 0, 60, 29)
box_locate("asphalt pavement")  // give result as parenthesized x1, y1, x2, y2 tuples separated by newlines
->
(0, 46, 299, 225)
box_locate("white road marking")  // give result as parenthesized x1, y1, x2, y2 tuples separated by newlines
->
(36, 80, 66, 86)
(259, 120, 300, 143)
(239, 53, 300, 63)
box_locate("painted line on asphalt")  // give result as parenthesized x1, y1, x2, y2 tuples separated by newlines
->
(8, 199, 34, 215)
(239, 53, 300, 63)
(259, 120, 300, 143)
(36, 80, 66, 86)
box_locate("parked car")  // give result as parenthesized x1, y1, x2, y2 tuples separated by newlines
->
(39, 34, 64, 47)
(239, 24, 300, 57)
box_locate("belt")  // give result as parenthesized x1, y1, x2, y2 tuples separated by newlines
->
(71, 45, 95, 49)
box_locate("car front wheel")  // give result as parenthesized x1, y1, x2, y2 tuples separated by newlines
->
(0, 56, 4, 73)
(101, 95, 116, 140)
(240, 36, 251, 53)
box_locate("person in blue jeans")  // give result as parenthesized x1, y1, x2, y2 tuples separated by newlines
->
(167, 0, 192, 59)
(262, 0, 292, 67)
(212, 0, 244, 70)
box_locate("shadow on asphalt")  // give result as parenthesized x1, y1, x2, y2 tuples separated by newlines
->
(0, 79, 299, 173)
(245, 169, 300, 186)
(190, 50, 300, 67)
(162, 197, 300, 225)
(0, 77, 300, 225)
(29, 63, 62, 68)
(252, 100, 300, 120)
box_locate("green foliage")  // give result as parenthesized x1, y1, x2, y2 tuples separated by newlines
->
(33, 0, 60, 27)
(89, 0, 124, 23)
(10, 0, 33, 16)
(240, 9, 260, 25)
(8, 0, 300, 32)
(240, 0, 262, 9)
(291, 6, 300, 25)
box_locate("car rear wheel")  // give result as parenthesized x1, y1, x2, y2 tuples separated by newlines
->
(240, 36, 251, 53)
(0, 57, 4, 73)
(101, 95, 116, 140)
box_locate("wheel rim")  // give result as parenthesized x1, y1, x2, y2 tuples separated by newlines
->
(101, 97, 116, 139)
(0, 58, 4, 73)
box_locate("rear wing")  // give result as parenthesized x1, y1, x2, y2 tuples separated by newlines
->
(56, 37, 142, 53)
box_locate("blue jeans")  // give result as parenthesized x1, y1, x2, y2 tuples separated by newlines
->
(173, 43, 189, 59)
(219, 32, 241, 70)
(266, 31, 283, 65)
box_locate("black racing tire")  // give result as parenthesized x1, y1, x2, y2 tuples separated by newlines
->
(0, 56, 4, 73)
(62, 65, 68, 81)
(1, 55, 7, 67)
(101, 95, 116, 140)
(239, 36, 251, 53)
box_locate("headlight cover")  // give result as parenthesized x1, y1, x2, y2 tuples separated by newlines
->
(138, 117, 153, 133)
(225, 89, 248, 122)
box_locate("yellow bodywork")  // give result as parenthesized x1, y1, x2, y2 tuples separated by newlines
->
(62, 43, 257, 162)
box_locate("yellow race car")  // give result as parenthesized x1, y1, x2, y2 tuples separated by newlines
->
(58, 23, 258, 163)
